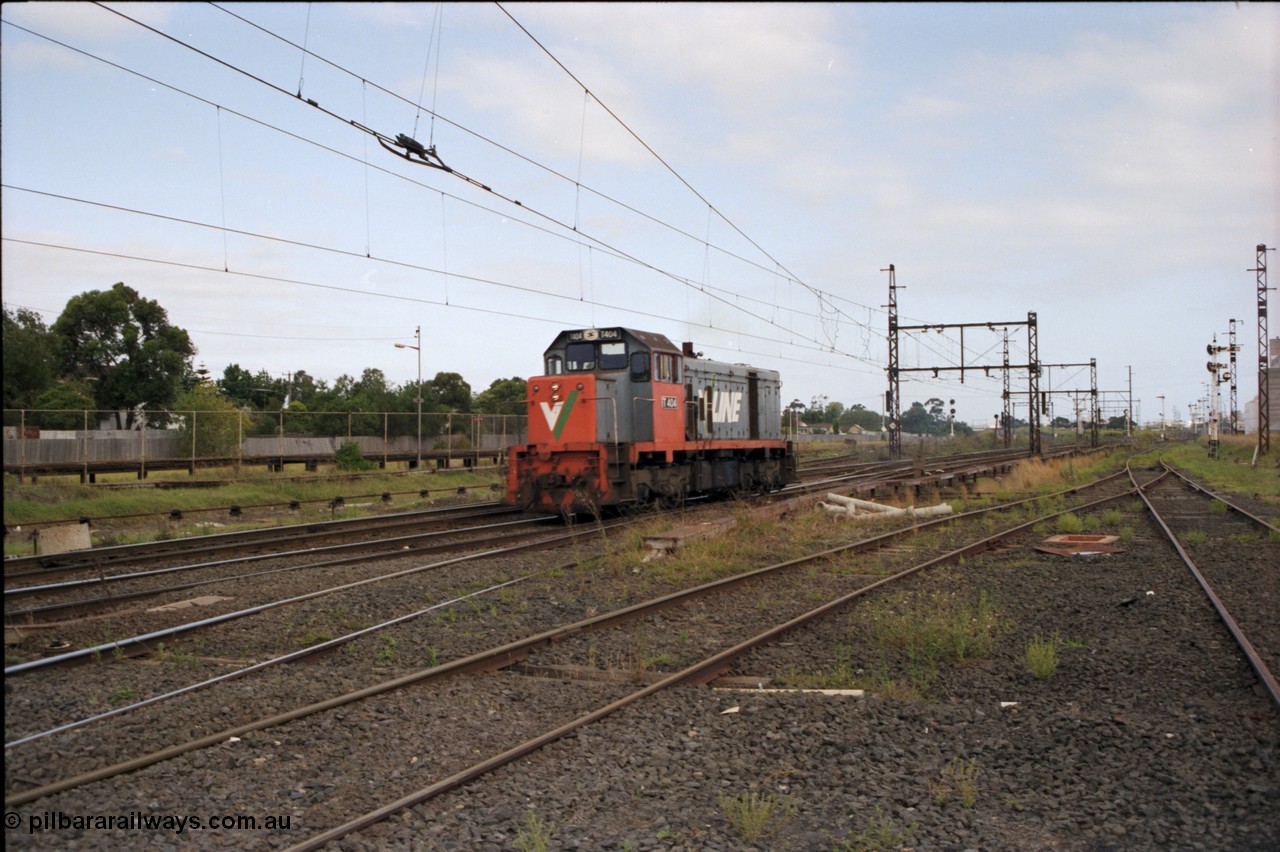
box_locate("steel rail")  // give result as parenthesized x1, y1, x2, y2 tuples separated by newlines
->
(3, 503, 516, 584)
(285, 472, 1136, 850)
(1158, 462, 1279, 533)
(2, 517, 567, 624)
(4, 515, 556, 601)
(1128, 464, 1280, 710)
(4, 468, 1132, 808)
(2, 522, 617, 679)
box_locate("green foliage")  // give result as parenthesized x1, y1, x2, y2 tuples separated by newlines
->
(50, 282, 195, 429)
(1026, 634, 1059, 680)
(719, 791, 796, 842)
(173, 383, 248, 459)
(334, 441, 376, 471)
(1182, 530, 1207, 546)
(1055, 512, 1084, 534)
(934, 758, 980, 807)
(3, 307, 56, 408)
(513, 809, 554, 852)
(833, 806, 917, 851)
(31, 380, 97, 429)
(472, 376, 527, 414)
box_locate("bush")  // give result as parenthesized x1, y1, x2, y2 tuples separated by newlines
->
(334, 442, 376, 471)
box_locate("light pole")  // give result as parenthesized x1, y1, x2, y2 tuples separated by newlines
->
(1156, 395, 1165, 441)
(394, 326, 422, 469)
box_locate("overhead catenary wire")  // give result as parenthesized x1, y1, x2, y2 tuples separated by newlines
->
(0, 17, 853, 369)
(203, 2, 886, 325)
(60, 6, 873, 365)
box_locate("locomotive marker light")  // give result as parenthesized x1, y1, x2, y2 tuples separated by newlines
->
(393, 326, 423, 469)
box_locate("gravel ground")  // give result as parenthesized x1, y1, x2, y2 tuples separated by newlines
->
(5, 474, 1277, 851)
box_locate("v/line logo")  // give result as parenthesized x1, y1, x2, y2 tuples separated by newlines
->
(710, 389, 743, 423)
(538, 390, 579, 440)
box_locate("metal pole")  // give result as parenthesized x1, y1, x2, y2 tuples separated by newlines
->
(395, 327, 423, 469)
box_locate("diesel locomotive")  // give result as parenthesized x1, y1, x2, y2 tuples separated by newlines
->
(505, 327, 797, 514)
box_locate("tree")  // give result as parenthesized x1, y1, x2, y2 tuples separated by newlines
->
(841, 404, 884, 433)
(425, 371, 472, 412)
(4, 307, 57, 409)
(900, 401, 933, 435)
(172, 382, 248, 460)
(473, 377, 527, 414)
(31, 380, 96, 430)
(51, 283, 195, 429)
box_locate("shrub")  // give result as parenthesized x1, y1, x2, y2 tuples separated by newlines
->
(1026, 634, 1059, 680)
(334, 441, 376, 471)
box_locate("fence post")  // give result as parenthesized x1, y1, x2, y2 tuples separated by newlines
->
(278, 410, 285, 473)
(140, 420, 146, 480)
(237, 411, 243, 476)
(191, 410, 197, 476)
(82, 408, 89, 484)
(19, 409, 26, 484)
(383, 412, 388, 470)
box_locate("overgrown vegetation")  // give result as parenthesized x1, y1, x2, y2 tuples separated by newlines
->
(718, 791, 796, 842)
(1026, 633, 1060, 679)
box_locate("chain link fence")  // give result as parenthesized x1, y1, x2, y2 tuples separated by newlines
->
(3, 409, 528, 479)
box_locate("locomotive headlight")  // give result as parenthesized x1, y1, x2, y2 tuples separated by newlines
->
(577, 383, 584, 391)
(551, 394, 561, 402)
(551, 383, 561, 392)
(532, 384, 540, 393)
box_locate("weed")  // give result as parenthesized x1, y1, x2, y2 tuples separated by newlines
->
(513, 809, 554, 852)
(153, 641, 198, 668)
(1209, 500, 1228, 515)
(1182, 530, 1208, 546)
(1026, 634, 1059, 680)
(933, 758, 980, 808)
(832, 805, 917, 851)
(295, 630, 334, 648)
(718, 791, 796, 842)
(374, 636, 398, 665)
(109, 686, 138, 704)
(1118, 526, 1135, 543)
(1099, 507, 1123, 527)
(1055, 513, 1084, 534)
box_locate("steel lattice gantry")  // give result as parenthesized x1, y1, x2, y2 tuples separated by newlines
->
(884, 289, 1041, 457)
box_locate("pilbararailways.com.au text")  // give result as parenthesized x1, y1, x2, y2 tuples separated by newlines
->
(7, 810, 292, 835)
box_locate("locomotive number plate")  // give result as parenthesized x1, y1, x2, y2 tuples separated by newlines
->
(661, 396, 678, 409)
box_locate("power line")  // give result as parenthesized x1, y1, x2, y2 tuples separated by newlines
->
(72, 5, 875, 362)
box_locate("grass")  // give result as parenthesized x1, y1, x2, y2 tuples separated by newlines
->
(1055, 512, 1085, 534)
(3, 466, 501, 555)
(832, 806, 917, 851)
(718, 791, 796, 842)
(513, 809, 555, 852)
(1133, 438, 1280, 504)
(1026, 633, 1060, 680)
(933, 758, 980, 808)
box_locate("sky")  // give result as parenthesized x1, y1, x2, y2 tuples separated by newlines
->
(2, 2, 1277, 428)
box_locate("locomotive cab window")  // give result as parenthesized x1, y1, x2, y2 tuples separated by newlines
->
(654, 353, 679, 383)
(545, 354, 564, 375)
(599, 341, 627, 370)
(630, 351, 650, 382)
(565, 342, 596, 371)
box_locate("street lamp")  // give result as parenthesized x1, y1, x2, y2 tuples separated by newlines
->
(394, 326, 422, 468)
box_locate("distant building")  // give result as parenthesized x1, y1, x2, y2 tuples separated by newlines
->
(1241, 336, 1280, 435)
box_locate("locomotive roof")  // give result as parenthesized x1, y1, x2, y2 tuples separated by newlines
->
(546, 327, 680, 353)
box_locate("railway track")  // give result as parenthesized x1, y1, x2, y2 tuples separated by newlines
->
(9, 448, 1272, 849)
(1129, 461, 1279, 708)
(5, 460, 1133, 807)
